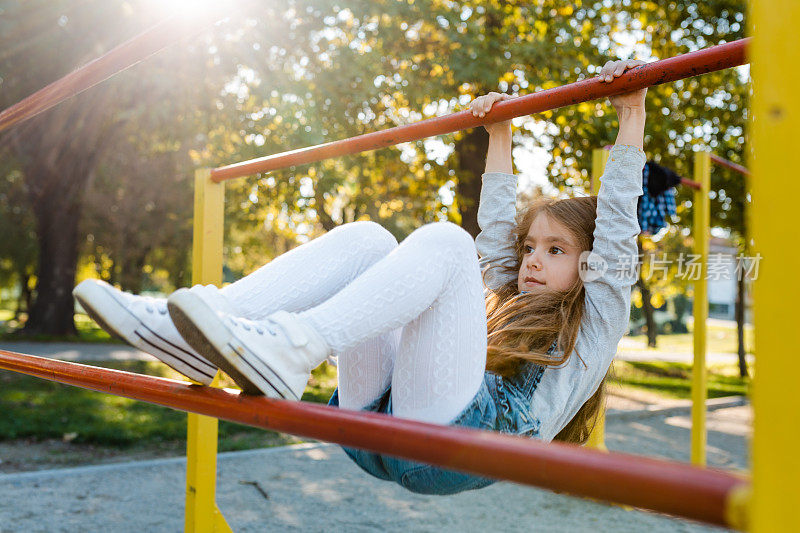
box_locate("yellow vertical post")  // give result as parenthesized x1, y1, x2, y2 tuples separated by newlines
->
(185, 169, 232, 533)
(690, 151, 710, 466)
(586, 148, 610, 450)
(749, 2, 800, 531)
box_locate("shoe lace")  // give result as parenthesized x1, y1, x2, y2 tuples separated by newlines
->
(141, 296, 168, 315)
(227, 316, 277, 336)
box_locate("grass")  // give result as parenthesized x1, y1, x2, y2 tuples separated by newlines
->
(610, 360, 751, 400)
(624, 320, 755, 355)
(0, 310, 119, 343)
(0, 360, 338, 451)
(1, 356, 748, 450)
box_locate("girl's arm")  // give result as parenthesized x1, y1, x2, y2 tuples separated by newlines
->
(535, 143, 645, 442)
(608, 58, 647, 150)
(471, 93, 519, 290)
(533, 60, 648, 441)
(583, 58, 647, 340)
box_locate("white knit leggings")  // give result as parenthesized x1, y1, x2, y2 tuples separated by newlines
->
(220, 221, 487, 425)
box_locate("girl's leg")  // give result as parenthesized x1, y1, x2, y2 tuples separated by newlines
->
(224, 220, 401, 408)
(390, 265, 487, 424)
(336, 327, 400, 411)
(300, 222, 487, 424)
(77, 221, 401, 388)
(221, 221, 398, 319)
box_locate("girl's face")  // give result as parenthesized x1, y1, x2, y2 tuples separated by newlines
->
(518, 213, 582, 293)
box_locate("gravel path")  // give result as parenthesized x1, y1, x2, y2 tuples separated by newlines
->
(0, 341, 153, 362)
(0, 442, 729, 533)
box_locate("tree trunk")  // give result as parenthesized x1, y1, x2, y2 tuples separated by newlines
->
(454, 127, 490, 238)
(636, 238, 658, 347)
(23, 185, 83, 336)
(14, 272, 31, 321)
(118, 249, 150, 294)
(735, 269, 749, 378)
(10, 95, 114, 336)
(14, 288, 24, 321)
(315, 186, 337, 232)
(24, 274, 33, 317)
(636, 277, 658, 347)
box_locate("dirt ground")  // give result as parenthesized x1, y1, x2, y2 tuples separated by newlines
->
(0, 439, 185, 474)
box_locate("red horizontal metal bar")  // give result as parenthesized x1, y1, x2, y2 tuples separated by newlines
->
(0, 349, 747, 528)
(710, 154, 751, 176)
(0, 8, 233, 134)
(211, 39, 749, 182)
(681, 177, 703, 190)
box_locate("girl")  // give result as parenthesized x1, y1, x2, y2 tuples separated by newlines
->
(73, 59, 646, 495)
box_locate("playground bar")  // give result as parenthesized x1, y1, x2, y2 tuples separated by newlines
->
(0, 349, 748, 528)
(0, 8, 234, 134)
(679, 177, 703, 190)
(691, 152, 711, 466)
(710, 154, 751, 176)
(749, 1, 800, 529)
(210, 39, 749, 181)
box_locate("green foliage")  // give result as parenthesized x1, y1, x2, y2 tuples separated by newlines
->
(0, 167, 36, 302)
(195, 0, 748, 271)
(0, 360, 337, 447)
(610, 360, 751, 400)
(545, 1, 748, 231)
(0, 311, 119, 342)
(0, 0, 749, 325)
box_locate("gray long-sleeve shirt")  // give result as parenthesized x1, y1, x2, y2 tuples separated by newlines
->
(476, 144, 645, 442)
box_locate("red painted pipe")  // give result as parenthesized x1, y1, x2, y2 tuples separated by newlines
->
(211, 39, 749, 181)
(681, 177, 703, 190)
(0, 6, 237, 134)
(0, 349, 747, 527)
(710, 154, 751, 176)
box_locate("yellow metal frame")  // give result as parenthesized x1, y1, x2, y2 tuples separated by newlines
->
(749, 2, 800, 530)
(690, 151, 711, 466)
(587, 148, 610, 450)
(185, 169, 232, 533)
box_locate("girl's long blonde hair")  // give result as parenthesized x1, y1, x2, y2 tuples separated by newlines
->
(484, 195, 606, 444)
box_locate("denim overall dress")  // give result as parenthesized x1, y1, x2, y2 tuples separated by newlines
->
(327, 356, 547, 495)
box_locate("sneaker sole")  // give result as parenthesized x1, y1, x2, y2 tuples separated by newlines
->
(73, 281, 217, 385)
(167, 290, 299, 400)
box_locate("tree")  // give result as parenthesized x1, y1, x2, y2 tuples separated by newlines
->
(3, 101, 119, 335)
(0, 164, 37, 318)
(0, 0, 241, 333)
(0, 1, 150, 334)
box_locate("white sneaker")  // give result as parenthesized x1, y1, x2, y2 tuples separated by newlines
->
(167, 288, 329, 400)
(72, 279, 219, 385)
